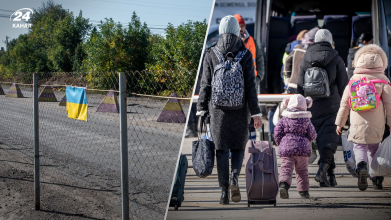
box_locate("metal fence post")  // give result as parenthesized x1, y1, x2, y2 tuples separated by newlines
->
(119, 72, 129, 220)
(33, 73, 40, 210)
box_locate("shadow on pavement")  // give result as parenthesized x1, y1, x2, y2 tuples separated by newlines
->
(39, 209, 105, 220)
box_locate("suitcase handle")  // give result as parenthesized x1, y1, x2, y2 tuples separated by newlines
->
(248, 123, 265, 142)
(247, 147, 271, 174)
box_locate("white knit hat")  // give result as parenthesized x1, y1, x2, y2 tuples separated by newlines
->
(315, 29, 333, 45)
(219, 15, 240, 37)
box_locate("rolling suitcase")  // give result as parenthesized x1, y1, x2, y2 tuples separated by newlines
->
(245, 125, 279, 207)
(169, 154, 188, 210)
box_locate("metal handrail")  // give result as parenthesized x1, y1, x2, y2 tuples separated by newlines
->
(191, 94, 293, 103)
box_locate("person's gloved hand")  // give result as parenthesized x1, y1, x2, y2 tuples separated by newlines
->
(196, 111, 207, 116)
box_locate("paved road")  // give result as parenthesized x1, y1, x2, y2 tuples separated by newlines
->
(0, 85, 189, 219)
(166, 137, 391, 220)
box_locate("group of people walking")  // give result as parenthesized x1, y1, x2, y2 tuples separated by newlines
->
(197, 14, 390, 204)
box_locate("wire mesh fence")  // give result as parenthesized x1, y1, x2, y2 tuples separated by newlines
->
(0, 70, 195, 219)
(0, 81, 35, 187)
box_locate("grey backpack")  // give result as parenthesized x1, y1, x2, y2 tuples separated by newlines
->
(211, 47, 248, 110)
(303, 63, 330, 100)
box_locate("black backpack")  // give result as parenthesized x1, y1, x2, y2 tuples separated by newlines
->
(303, 63, 330, 99)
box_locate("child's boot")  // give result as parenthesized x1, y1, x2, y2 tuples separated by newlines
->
(279, 182, 289, 199)
(356, 161, 368, 191)
(371, 176, 384, 190)
(298, 191, 310, 199)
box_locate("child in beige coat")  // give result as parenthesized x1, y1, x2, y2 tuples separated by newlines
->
(336, 44, 391, 191)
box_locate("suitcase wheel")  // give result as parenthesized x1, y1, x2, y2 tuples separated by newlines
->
(274, 203, 276, 207)
(175, 204, 178, 210)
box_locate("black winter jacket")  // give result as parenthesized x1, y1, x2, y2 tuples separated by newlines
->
(297, 42, 348, 120)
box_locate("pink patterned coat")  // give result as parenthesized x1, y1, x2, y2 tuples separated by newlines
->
(274, 117, 317, 157)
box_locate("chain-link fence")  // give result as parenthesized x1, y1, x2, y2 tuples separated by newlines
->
(0, 70, 195, 219)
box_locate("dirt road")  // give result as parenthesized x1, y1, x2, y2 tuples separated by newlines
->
(0, 85, 189, 219)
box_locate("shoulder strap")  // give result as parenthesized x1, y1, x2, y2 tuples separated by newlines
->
(211, 47, 225, 64)
(370, 79, 390, 85)
(348, 79, 389, 85)
(234, 49, 248, 63)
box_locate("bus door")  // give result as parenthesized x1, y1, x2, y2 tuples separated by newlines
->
(255, 0, 272, 94)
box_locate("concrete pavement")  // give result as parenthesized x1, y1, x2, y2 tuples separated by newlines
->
(166, 137, 391, 220)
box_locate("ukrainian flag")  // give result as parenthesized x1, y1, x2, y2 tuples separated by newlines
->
(66, 86, 88, 121)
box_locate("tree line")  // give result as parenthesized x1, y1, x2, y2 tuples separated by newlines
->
(0, 1, 206, 95)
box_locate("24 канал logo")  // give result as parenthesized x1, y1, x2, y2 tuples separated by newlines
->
(10, 8, 33, 28)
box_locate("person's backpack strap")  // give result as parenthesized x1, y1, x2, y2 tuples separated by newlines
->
(234, 49, 248, 63)
(211, 47, 225, 64)
(370, 79, 390, 85)
(350, 79, 389, 85)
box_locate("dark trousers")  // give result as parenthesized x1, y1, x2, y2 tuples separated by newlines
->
(318, 147, 336, 172)
(188, 103, 197, 125)
(216, 149, 245, 188)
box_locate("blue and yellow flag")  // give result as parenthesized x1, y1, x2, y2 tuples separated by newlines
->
(66, 86, 88, 121)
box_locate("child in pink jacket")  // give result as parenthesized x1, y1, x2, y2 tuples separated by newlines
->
(336, 44, 391, 191)
(274, 94, 317, 199)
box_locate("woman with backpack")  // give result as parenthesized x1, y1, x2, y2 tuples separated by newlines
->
(336, 44, 391, 191)
(197, 15, 263, 205)
(297, 29, 349, 187)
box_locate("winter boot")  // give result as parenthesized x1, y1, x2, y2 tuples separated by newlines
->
(279, 182, 290, 199)
(299, 191, 310, 199)
(315, 162, 330, 187)
(327, 168, 337, 187)
(356, 161, 368, 191)
(229, 169, 241, 203)
(371, 176, 384, 190)
(220, 186, 229, 205)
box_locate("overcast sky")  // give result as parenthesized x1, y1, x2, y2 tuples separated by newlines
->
(0, 0, 214, 48)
